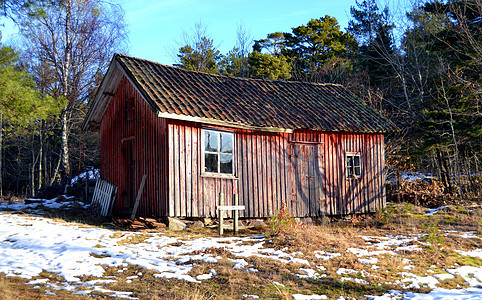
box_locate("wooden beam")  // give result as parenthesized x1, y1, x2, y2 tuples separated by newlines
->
(234, 194, 239, 235)
(217, 205, 246, 210)
(157, 111, 294, 133)
(217, 194, 245, 236)
(218, 193, 224, 236)
(130, 174, 147, 220)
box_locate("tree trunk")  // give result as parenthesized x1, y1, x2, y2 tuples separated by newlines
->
(61, 109, 71, 182)
(38, 123, 43, 190)
(436, 149, 453, 193)
(60, 0, 72, 184)
(50, 153, 62, 186)
(0, 113, 3, 196)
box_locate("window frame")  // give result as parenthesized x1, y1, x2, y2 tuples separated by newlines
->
(201, 128, 236, 178)
(346, 152, 362, 179)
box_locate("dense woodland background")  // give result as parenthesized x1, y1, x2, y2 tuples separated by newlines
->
(0, 0, 480, 204)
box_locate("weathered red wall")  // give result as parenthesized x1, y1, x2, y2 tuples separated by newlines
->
(100, 76, 168, 216)
(101, 77, 385, 218)
(167, 123, 386, 218)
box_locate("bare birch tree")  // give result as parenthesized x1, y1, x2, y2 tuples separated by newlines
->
(16, 0, 127, 183)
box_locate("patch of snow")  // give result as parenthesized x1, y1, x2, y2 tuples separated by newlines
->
(0, 212, 286, 288)
(27, 278, 49, 285)
(424, 206, 448, 216)
(296, 268, 319, 279)
(434, 273, 455, 280)
(272, 281, 285, 287)
(336, 268, 360, 276)
(196, 269, 217, 280)
(401, 272, 439, 289)
(359, 257, 378, 265)
(316, 265, 326, 271)
(347, 247, 395, 257)
(314, 251, 341, 260)
(448, 266, 482, 287)
(460, 232, 481, 239)
(231, 258, 248, 270)
(368, 288, 482, 299)
(72, 290, 92, 295)
(0, 197, 86, 213)
(292, 294, 327, 300)
(109, 291, 137, 300)
(366, 290, 403, 299)
(290, 257, 311, 265)
(243, 295, 260, 299)
(71, 169, 100, 185)
(399, 172, 434, 183)
(456, 249, 482, 259)
(83, 279, 116, 286)
(395, 245, 422, 252)
(402, 258, 412, 264)
(340, 277, 369, 285)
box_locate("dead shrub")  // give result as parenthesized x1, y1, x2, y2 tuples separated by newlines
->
(266, 203, 305, 236)
(388, 179, 457, 207)
(271, 223, 361, 255)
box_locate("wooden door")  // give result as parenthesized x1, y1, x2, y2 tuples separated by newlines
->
(293, 144, 325, 216)
(122, 138, 135, 215)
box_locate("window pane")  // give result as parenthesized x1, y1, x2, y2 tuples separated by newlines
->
(354, 166, 361, 177)
(205, 131, 218, 152)
(205, 153, 218, 172)
(347, 156, 353, 168)
(220, 132, 233, 153)
(354, 155, 360, 167)
(347, 166, 353, 178)
(220, 154, 233, 174)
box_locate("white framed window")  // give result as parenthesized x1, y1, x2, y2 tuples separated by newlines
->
(346, 153, 362, 179)
(203, 129, 234, 175)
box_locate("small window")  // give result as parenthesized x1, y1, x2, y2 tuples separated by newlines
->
(203, 129, 234, 175)
(346, 154, 362, 179)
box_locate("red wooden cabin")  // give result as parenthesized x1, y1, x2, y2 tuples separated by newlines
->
(83, 54, 393, 218)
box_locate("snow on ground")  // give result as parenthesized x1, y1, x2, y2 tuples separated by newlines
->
(0, 196, 89, 213)
(0, 210, 271, 296)
(424, 206, 448, 216)
(367, 288, 482, 299)
(1, 200, 482, 299)
(70, 168, 100, 185)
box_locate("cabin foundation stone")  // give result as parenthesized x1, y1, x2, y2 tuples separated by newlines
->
(167, 217, 186, 231)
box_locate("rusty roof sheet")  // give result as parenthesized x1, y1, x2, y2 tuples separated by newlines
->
(116, 54, 394, 133)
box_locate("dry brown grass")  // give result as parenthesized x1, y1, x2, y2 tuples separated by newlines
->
(271, 223, 364, 254)
(0, 273, 92, 300)
(2, 201, 482, 299)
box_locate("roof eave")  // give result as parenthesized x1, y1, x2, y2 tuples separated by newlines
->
(157, 111, 294, 133)
(82, 55, 122, 131)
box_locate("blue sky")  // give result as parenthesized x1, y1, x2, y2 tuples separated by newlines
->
(0, 0, 361, 65)
(117, 0, 356, 65)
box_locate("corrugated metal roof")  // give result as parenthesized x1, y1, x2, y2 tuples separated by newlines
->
(104, 54, 394, 133)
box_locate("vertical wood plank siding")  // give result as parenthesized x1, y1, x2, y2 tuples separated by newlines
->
(101, 78, 385, 218)
(100, 77, 168, 216)
(167, 125, 385, 218)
